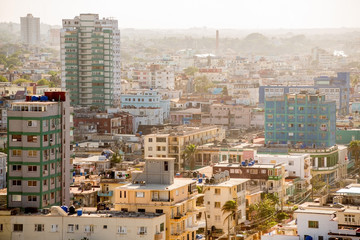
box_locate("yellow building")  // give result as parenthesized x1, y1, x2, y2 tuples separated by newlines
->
(144, 125, 225, 171)
(114, 157, 204, 240)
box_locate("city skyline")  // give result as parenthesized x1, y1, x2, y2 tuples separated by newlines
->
(1, 0, 360, 29)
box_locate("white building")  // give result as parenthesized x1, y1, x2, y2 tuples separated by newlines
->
(0, 153, 6, 189)
(20, 14, 40, 46)
(0, 206, 166, 240)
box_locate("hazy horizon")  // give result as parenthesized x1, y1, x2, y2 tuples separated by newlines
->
(1, 0, 360, 29)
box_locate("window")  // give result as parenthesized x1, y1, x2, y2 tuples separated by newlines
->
(164, 161, 168, 171)
(44, 135, 48, 141)
(148, 147, 153, 151)
(156, 209, 163, 214)
(12, 165, 21, 171)
(215, 188, 221, 195)
(12, 195, 21, 202)
(28, 120, 37, 127)
(103, 225, 107, 229)
(28, 181, 37, 187)
(12, 180, 21, 186)
(318, 236, 323, 240)
(28, 150, 37, 157)
(51, 224, 58, 232)
(0, 224, 3, 232)
(156, 137, 166, 142)
(14, 224, 23, 232)
(51, 192, 55, 199)
(28, 166, 37, 172)
(148, 138, 153, 142)
(121, 208, 128, 212)
(138, 226, 147, 235)
(68, 224, 74, 233)
(215, 215, 221, 221)
(27, 135, 38, 143)
(28, 195, 37, 201)
(138, 209, 145, 213)
(118, 226, 127, 234)
(136, 192, 144, 198)
(308, 221, 319, 228)
(12, 135, 22, 142)
(289, 161, 294, 166)
(214, 202, 221, 208)
(345, 214, 355, 223)
(156, 223, 163, 233)
(35, 224, 44, 232)
(12, 150, 22, 157)
(84, 225, 94, 233)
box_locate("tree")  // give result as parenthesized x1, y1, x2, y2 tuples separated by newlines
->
(221, 86, 228, 96)
(37, 78, 55, 87)
(184, 66, 198, 76)
(13, 78, 32, 85)
(248, 194, 277, 231)
(182, 144, 197, 170)
(194, 75, 214, 94)
(222, 199, 238, 240)
(0, 75, 8, 82)
(111, 152, 122, 165)
(349, 140, 360, 167)
(48, 71, 61, 87)
(351, 74, 360, 88)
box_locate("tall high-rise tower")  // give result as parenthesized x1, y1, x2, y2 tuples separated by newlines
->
(20, 14, 40, 46)
(7, 92, 72, 209)
(61, 14, 121, 110)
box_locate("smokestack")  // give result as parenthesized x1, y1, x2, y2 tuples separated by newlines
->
(216, 30, 219, 54)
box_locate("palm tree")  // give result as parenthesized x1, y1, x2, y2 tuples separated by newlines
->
(182, 144, 197, 170)
(222, 199, 238, 240)
(349, 140, 360, 167)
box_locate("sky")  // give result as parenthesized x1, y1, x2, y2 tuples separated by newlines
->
(1, 0, 360, 29)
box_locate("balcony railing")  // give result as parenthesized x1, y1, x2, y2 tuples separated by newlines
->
(97, 191, 113, 197)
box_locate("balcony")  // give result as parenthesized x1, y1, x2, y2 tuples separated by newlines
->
(152, 198, 171, 202)
(97, 191, 113, 197)
(154, 233, 163, 240)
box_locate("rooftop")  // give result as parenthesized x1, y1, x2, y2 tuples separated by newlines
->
(116, 178, 196, 191)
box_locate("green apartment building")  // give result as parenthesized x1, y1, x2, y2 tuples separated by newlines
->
(7, 92, 72, 209)
(61, 14, 121, 110)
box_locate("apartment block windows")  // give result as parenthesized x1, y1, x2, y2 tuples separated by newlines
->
(34, 224, 44, 232)
(345, 214, 355, 223)
(12, 180, 21, 186)
(12, 165, 21, 171)
(136, 192, 144, 198)
(215, 188, 221, 195)
(28, 166, 37, 172)
(138, 226, 147, 235)
(12, 135, 22, 142)
(308, 221, 319, 228)
(118, 226, 127, 234)
(28, 120, 37, 127)
(27, 135, 38, 143)
(164, 161, 168, 171)
(28, 181, 37, 187)
(28, 195, 37, 201)
(13, 224, 23, 232)
(214, 202, 221, 208)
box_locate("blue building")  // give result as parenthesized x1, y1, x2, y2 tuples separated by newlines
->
(265, 92, 336, 148)
(259, 72, 350, 115)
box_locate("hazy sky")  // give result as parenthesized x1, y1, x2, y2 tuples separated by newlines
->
(1, 0, 360, 29)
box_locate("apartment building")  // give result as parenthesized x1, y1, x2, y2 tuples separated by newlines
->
(20, 14, 40, 46)
(213, 162, 287, 206)
(259, 72, 350, 115)
(265, 92, 336, 148)
(0, 207, 165, 240)
(201, 103, 252, 128)
(201, 174, 248, 236)
(144, 125, 225, 171)
(114, 157, 204, 240)
(7, 92, 72, 209)
(61, 14, 121, 109)
(255, 153, 312, 203)
(0, 153, 6, 189)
